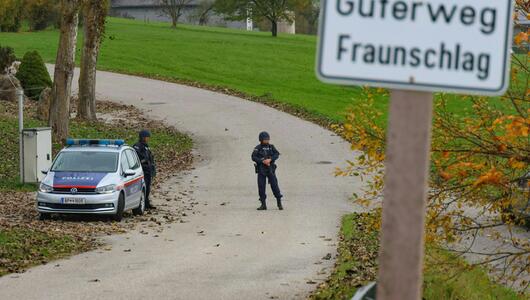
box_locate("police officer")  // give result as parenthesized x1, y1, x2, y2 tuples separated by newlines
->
(134, 130, 156, 210)
(252, 131, 283, 210)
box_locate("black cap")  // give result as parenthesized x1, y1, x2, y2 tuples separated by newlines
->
(139, 129, 151, 139)
(259, 131, 270, 142)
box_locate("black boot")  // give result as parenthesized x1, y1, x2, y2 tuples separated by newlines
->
(146, 199, 156, 210)
(257, 199, 267, 210)
(277, 198, 283, 210)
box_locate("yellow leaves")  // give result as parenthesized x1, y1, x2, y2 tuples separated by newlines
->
(439, 171, 452, 181)
(497, 143, 507, 153)
(514, 31, 528, 45)
(508, 157, 526, 170)
(473, 168, 503, 187)
(492, 117, 504, 126)
(452, 162, 484, 171)
(505, 116, 529, 137)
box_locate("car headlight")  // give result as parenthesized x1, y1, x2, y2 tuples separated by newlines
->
(39, 183, 53, 193)
(95, 184, 117, 194)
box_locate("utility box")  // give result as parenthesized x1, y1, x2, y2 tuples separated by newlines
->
(22, 128, 52, 183)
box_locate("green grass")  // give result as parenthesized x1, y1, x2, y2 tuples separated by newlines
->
(424, 248, 524, 300)
(3, 17, 522, 124)
(0, 227, 88, 276)
(0, 114, 48, 191)
(310, 212, 525, 300)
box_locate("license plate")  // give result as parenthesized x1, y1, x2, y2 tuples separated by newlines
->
(62, 197, 86, 205)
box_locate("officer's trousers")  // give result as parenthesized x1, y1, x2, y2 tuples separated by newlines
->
(144, 173, 152, 206)
(258, 172, 282, 202)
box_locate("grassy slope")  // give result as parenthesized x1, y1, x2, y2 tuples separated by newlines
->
(1, 18, 364, 121)
(311, 213, 524, 300)
(3, 17, 508, 123)
(0, 227, 89, 276)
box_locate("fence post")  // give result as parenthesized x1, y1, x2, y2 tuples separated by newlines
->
(18, 89, 24, 183)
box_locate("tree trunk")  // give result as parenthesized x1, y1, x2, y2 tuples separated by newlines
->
(271, 20, 278, 37)
(49, 0, 80, 141)
(171, 9, 177, 28)
(78, 0, 107, 121)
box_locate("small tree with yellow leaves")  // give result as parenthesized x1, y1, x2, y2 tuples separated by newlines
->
(336, 2, 530, 291)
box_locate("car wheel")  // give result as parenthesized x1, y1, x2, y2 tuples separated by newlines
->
(133, 190, 146, 216)
(113, 193, 125, 222)
(39, 213, 51, 221)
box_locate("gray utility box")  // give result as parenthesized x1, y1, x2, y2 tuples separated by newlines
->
(22, 128, 52, 183)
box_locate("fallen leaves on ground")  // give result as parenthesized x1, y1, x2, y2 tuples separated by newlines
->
(309, 213, 379, 300)
(0, 99, 193, 276)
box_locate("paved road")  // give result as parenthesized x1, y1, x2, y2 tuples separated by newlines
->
(0, 68, 359, 299)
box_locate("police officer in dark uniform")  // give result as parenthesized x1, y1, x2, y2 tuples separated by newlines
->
(134, 130, 156, 210)
(252, 131, 283, 210)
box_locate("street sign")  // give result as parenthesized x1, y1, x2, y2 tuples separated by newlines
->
(316, 0, 514, 96)
(316, 1, 516, 300)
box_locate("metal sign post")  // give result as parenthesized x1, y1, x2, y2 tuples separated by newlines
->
(315, 1, 515, 299)
(17, 88, 24, 183)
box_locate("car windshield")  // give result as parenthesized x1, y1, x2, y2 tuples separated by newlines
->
(51, 151, 119, 173)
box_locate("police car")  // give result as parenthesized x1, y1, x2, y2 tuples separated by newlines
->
(37, 139, 146, 221)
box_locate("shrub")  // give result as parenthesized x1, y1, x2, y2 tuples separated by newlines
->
(24, 0, 60, 31)
(0, 45, 16, 74)
(0, 0, 23, 32)
(16, 51, 52, 99)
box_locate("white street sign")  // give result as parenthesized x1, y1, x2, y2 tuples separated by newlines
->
(316, 0, 514, 95)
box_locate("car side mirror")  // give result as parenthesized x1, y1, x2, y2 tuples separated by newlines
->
(123, 169, 135, 177)
(41, 169, 48, 175)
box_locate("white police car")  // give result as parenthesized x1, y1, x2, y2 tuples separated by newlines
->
(37, 139, 146, 221)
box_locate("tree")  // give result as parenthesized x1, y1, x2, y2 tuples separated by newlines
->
(335, 1, 529, 291)
(0, 44, 16, 74)
(77, 0, 108, 121)
(24, 0, 60, 31)
(17, 50, 53, 99)
(215, 0, 297, 37)
(295, 0, 319, 34)
(158, 0, 194, 28)
(0, 0, 23, 32)
(49, 0, 80, 141)
(192, 0, 215, 26)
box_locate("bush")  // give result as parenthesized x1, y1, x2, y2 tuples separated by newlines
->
(16, 51, 52, 99)
(0, 0, 23, 32)
(0, 45, 16, 74)
(24, 0, 60, 31)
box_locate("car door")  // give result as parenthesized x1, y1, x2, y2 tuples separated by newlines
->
(120, 151, 134, 205)
(124, 149, 143, 207)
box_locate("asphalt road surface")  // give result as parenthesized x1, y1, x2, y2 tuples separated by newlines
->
(0, 68, 359, 299)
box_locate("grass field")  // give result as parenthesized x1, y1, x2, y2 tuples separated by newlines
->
(1, 17, 518, 123)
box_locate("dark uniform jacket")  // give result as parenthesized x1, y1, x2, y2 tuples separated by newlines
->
(133, 142, 156, 176)
(252, 144, 280, 175)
